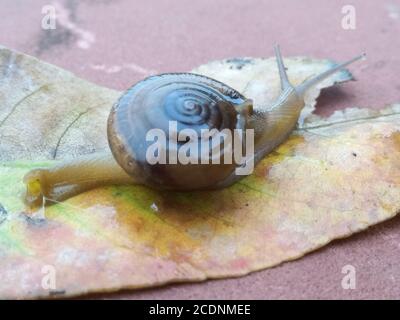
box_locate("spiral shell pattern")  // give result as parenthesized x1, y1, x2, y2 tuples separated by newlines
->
(108, 73, 249, 190)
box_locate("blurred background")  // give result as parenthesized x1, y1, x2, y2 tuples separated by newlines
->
(1, 0, 400, 299)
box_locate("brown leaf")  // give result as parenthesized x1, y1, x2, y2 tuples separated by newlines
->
(1, 46, 399, 299)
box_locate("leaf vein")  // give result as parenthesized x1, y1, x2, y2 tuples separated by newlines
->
(53, 109, 90, 159)
(0, 85, 47, 128)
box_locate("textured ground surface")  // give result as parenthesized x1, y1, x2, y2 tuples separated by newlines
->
(0, 0, 399, 299)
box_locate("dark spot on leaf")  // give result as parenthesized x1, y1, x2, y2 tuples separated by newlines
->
(226, 58, 253, 70)
(0, 204, 7, 225)
(23, 213, 47, 227)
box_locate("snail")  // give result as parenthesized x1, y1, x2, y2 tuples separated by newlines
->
(24, 46, 364, 207)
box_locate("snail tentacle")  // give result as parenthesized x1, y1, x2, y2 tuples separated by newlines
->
(274, 45, 292, 91)
(295, 53, 366, 96)
(250, 47, 365, 167)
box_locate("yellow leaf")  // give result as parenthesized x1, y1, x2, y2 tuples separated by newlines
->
(1, 46, 399, 299)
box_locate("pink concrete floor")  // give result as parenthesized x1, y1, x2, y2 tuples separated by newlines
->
(1, 0, 400, 299)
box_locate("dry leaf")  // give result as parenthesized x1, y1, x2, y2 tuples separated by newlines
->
(0, 46, 399, 299)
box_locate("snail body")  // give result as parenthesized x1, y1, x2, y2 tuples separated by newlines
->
(24, 46, 365, 207)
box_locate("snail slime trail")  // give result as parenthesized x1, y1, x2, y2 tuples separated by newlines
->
(23, 45, 365, 207)
(145, 120, 255, 175)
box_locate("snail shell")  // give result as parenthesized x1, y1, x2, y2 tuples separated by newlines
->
(107, 73, 253, 190)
